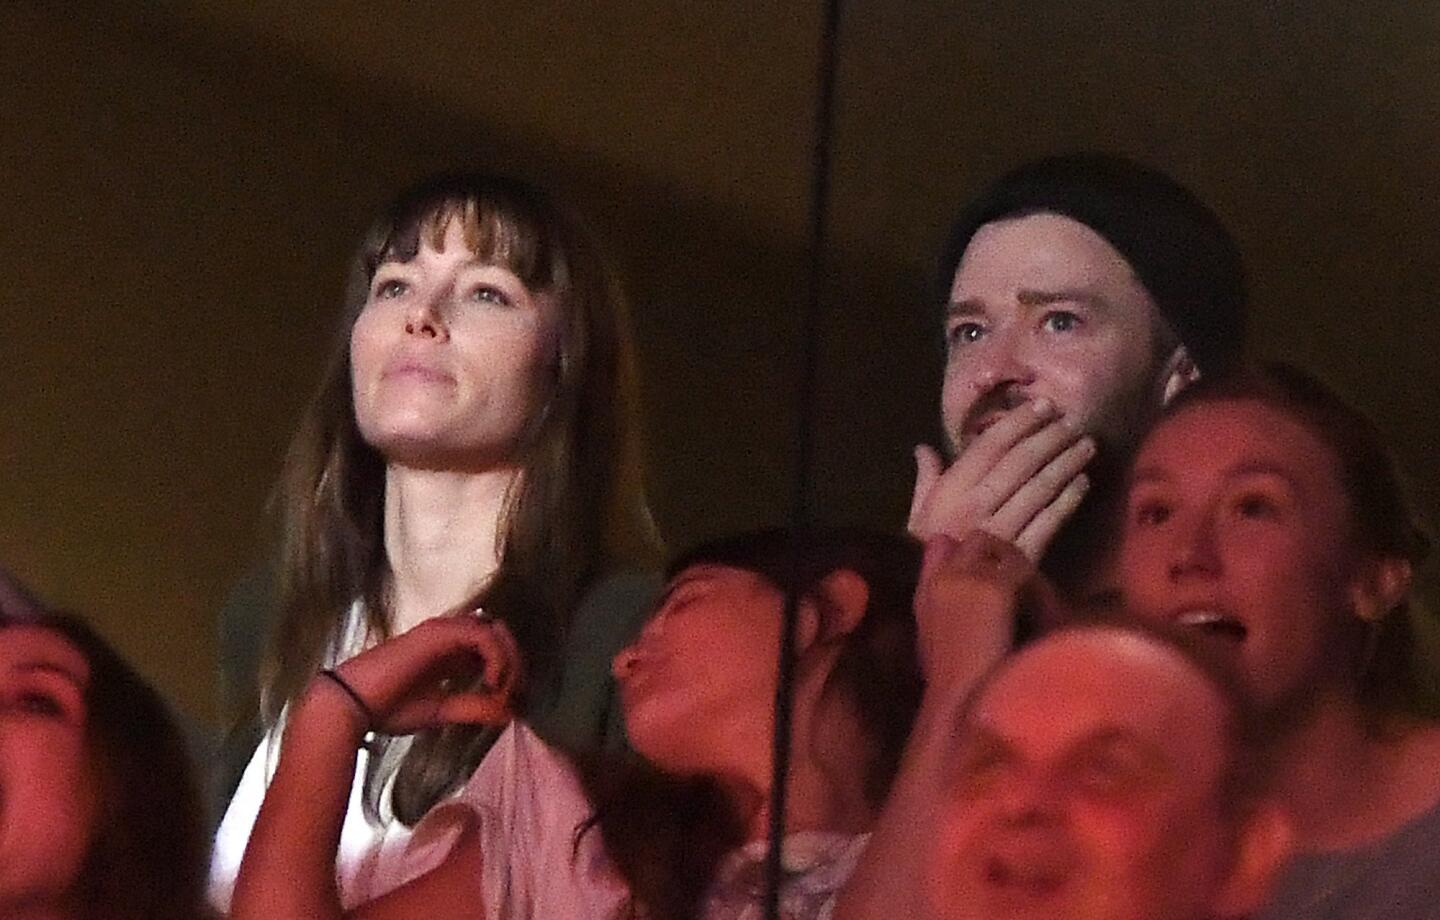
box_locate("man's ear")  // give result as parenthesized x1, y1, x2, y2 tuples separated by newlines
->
(1213, 802, 1294, 918)
(797, 569, 870, 653)
(1159, 344, 1200, 405)
(1351, 555, 1413, 623)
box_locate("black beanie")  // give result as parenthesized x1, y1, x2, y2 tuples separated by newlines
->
(937, 153, 1247, 376)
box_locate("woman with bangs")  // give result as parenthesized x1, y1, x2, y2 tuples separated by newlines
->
(210, 174, 662, 911)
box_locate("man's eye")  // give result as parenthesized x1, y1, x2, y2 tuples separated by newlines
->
(1074, 757, 1141, 796)
(954, 745, 1010, 796)
(947, 322, 985, 348)
(1041, 311, 1081, 333)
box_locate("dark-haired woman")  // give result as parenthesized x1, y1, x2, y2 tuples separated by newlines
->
(0, 572, 212, 920)
(1114, 363, 1440, 919)
(230, 527, 925, 920)
(210, 174, 662, 910)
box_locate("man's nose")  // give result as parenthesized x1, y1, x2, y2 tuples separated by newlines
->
(971, 326, 1037, 392)
(996, 766, 1064, 828)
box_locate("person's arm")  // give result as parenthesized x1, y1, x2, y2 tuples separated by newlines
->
(230, 613, 519, 920)
(835, 533, 1049, 920)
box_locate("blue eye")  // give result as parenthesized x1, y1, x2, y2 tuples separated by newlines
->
(946, 322, 985, 349)
(374, 278, 408, 299)
(467, 285, 513, 307)
(1042, 311, 1080, 333)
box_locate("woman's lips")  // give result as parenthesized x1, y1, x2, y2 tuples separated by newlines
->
(1173, 609, 1249, 642)
(383, 361, 455, 385)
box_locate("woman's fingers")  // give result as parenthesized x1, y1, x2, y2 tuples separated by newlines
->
(333, 612, 525, 732)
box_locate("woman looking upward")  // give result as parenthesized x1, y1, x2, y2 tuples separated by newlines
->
(211, 174, 660, 911)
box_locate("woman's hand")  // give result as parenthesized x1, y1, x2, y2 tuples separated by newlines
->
(317, 611, 523, 736)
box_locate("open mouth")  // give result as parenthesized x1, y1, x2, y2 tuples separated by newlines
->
(1174, 610, 1248, 642)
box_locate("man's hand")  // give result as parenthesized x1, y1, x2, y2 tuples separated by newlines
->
(909, 399, 1094, 561)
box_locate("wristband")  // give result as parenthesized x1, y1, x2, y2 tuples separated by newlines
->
(318, 668, 376, 730)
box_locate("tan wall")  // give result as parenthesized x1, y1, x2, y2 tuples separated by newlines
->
(3, 1, 1437, 724)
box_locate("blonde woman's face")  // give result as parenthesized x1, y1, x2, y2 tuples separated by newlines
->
(350, 219, 560, 472)
(0, 626, 98, 909)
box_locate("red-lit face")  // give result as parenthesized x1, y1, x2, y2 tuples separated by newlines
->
(0, 626, 98, 912)
(612, 565, 783, 782)
(931, 630, 1237, 920)
(350, 219, 558, 471)
(1115, 399, 1360, 710)
(941, 214, 1171, 454)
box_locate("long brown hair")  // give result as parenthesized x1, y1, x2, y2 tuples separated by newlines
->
(263, 174, 660, 824)
(0, 607, 213, 920)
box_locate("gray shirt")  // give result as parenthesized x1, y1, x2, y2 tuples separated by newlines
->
(1259, 795, 1440, 919)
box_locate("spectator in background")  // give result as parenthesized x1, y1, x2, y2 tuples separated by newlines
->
(0, 570, 212, 920)
(1114, 363, 1440, 919)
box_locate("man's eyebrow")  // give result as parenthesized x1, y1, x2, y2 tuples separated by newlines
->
(945, 298, 987, 319)
(1016, 288, 1109, 310)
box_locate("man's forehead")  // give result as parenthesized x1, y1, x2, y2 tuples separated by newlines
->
(972, 630, 1228, 751)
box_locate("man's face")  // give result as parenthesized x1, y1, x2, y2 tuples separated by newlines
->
(930, 629, 1242, 920)
(941, 213, 1174, 456)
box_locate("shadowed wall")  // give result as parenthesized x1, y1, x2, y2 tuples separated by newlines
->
(2, 1, 1436, 723)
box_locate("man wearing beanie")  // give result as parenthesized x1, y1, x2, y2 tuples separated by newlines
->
(834, 156, 1248, 920)
(908, 153, 1247, 594)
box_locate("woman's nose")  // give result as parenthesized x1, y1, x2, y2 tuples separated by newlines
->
(403, 288, 450, 340)
(1168, 511, 1221, 581)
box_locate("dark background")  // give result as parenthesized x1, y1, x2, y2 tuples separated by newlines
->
(3, 1, 1436, 724)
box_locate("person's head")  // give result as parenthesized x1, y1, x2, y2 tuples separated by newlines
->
(937, 153, 1246, 458)
(269, 172, 661, 821)
(1114, 362, 1432, 722)
(613, 526, 924, 810)
(0, 589, 208, 920)
(266, 174, 659, 817)
(931, 622, 1289, 920)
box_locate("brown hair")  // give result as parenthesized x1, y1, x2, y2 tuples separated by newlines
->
(1162, 361, 1433, 721)
(580, 527, 925, 920)
(0, 608, 212, 920)
(263, 174, 660, 824)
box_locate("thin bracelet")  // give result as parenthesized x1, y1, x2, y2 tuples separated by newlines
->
(318, 668, 376, 731)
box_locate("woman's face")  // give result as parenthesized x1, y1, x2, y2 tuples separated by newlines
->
(350, 218, 560, 471)
(0, 626, 98, 909)
(612, 565, 784, 780)
(1114, 399, 1361, 711)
